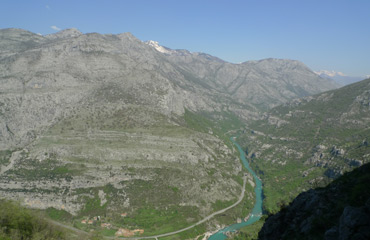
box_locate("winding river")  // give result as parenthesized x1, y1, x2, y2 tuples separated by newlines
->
(208, 137, 263, 240)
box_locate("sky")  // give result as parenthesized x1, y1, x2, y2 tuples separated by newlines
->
(1, 0, 369, 76)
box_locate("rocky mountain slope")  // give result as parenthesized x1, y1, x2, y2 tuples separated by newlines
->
(258, 163, 370, 240)
(0, 28, 338, 236)
(238, 78, 370, 213)
(0, 29, 246, 236)
(156, 43, 338, 110)
(0, 28, 338, 150)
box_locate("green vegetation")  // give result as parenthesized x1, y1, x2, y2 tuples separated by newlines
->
(185, 109, 246, 135)
(184, 108, 214, 134)
(79, 196, 107, 217)
(230, 217, 266, 240)
(124, 206, 198, 236)
(249, 156, 326, 213)
(259, 163, 370, 240)
(159, 223, 207, 240)
(238, 79, 370, 214)
(212, 199, 236, 211)
(0, 150, 12, 166)
(73, 184, 118, 219)
(0, 199, 66, 240)
(46, 208, 73, 222)
(7, 159, 85, 182)
(184, 108, 245, 148)
(331, 163, 370, 207)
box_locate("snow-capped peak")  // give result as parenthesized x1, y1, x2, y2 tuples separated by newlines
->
(145, 40, 173, 54)
(314, 70, 347, 77)
(315, 70, 368, 86)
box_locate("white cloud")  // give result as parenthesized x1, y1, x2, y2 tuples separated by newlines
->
(51, 25, 61, 31)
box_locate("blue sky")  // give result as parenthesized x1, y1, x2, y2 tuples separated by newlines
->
(1, 0, 369, 76)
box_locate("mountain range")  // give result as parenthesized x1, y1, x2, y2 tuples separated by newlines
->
(0, 27, 345, 238)
(315, 70, 366, 86)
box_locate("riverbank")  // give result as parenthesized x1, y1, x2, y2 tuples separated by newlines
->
(208, 137, 263, 240)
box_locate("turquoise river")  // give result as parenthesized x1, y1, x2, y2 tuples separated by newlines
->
(209, 137, 263, 240)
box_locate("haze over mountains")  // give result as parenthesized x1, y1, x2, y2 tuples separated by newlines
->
(315, 70, 367, 86)
(0, 27, 351, 238)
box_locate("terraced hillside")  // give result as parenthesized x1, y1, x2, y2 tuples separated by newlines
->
(0, 101, 244, 236)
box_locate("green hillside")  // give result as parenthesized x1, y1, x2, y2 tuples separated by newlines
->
(259, 163, 370, 240)
(238, 78, 370, 214)
(0, 199, 67, 240)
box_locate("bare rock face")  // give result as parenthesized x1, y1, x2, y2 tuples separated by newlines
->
(165, 54, 339, 110)
(0, 29, 186, 149)
(339, 204, 370, 240)
(44, 28, 82, 40)
(0, 28, 338, 151)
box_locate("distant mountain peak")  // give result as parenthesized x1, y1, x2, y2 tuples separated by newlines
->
(145, 40, 173, 54)
(58, 28, 81, 35)
(315, 70, 347, 77)
(315, 70, 366, 86)
(45, 28, 82, 39)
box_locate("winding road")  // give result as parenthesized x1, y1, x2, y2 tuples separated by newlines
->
(50, 176, 247, 240)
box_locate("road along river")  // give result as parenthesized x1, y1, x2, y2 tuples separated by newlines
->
(208, 137, 263, 240)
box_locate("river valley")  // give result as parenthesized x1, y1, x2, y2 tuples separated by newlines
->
(209, 137, 263, 240)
